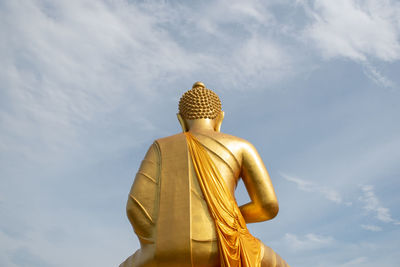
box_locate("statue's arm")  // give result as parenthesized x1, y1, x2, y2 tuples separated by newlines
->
(126, 143, 160, 238)
(239, 141, 279, 223)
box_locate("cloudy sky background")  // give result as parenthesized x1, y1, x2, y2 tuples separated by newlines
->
(1, 0, 400, 266)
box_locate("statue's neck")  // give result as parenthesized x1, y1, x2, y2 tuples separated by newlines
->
(186, 119, 215, 133)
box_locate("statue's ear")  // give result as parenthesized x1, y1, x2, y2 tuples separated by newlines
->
(177, 113, 188, 132)
(214, 111, 224, 132)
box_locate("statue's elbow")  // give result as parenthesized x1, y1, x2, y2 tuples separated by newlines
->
(261, 201, 279, 220)
(126, 198, 135, 223)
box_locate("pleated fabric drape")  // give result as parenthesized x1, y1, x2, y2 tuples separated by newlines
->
(185, 132, 262, 267)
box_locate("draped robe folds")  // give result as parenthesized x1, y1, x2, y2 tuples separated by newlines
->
(120, 133, 265, 267)
(185, 132, 262, 267)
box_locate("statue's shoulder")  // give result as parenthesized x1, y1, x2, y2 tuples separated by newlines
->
(211, 131, 253, 146)
(208, 132, 257, 156)
(154, 132, 186, 146)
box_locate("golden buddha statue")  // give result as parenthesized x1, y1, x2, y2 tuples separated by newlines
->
(120, 82, 289, 267)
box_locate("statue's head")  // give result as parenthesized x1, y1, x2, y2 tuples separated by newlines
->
(177, 82, 224, 132)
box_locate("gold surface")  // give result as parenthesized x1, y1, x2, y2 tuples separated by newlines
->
(185, 132, 262, 267)
(178, 82, 222, 120)
(120, 83, 289, 267)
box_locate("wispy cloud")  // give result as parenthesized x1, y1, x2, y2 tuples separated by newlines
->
(302, 0, 400, 62)
(284, 233, 334, 251)
(0, 0, 178, 163)
(361, 224, 382, 232)
(281, 173, 351, 205)
(0, 0, 306, 165)
(362, 62, 395, 88)
(300, 0, 400, 87)
(359, 185, 399, 224)
(339, 257, 368, 267)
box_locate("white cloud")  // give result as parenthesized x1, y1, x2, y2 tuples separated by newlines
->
(339, 257, 368, 267)
(0, 231, 20, 267)
(303, 0, 400, 62)
(281, 173, 350, 205)
(359, 185, 398, 224)
(0, 0, 303, 165)
(0, 215, 135, 267)
(360, 224, 382, 232)
(362, 63, 395, 88)
(164, 0, 300, 89)
(300, 0, 400, 87)
(230, 36, 295, 88)
(0, 0, 218, 165)
(284, 233, 334, 251)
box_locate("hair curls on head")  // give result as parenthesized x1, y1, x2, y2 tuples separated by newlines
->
(179, 82, 222, 120)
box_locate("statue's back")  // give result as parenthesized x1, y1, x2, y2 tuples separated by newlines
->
(121, 82, 290, 267)
(122, 131, 246, 267)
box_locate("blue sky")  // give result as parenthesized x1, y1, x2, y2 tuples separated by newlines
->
(1, 0, 399, 266)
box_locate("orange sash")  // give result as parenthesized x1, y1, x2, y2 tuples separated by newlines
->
(185, 132, 262, 267)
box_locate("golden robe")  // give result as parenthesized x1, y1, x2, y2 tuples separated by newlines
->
(185, 132, 262, 267)
(120, 132, 284, 267)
